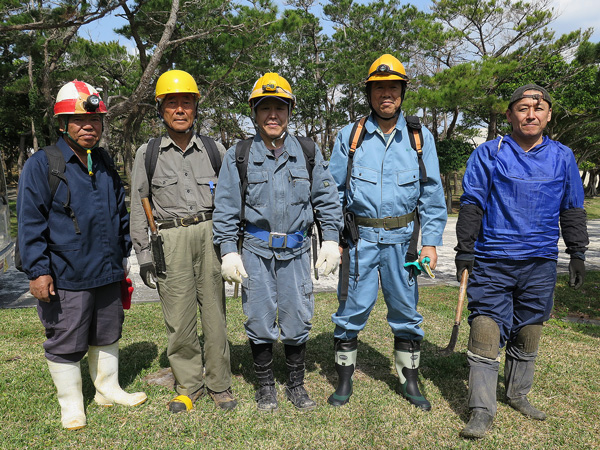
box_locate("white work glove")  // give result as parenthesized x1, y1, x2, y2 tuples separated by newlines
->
(315, 240, 340, 277)
(221, 252, 248, 284)
(122, 257, 131, 277)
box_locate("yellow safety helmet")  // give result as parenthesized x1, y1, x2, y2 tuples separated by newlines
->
(365, 54, 409, 84)
(155, 70, 200, 103)
(54, 80, 107, 117)
(248, 72, 296, 109)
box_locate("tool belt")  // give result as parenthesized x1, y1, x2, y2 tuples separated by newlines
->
(157, 212, 213, 230)
(354, 211, 415, 230)
(246, 224, 306, 249)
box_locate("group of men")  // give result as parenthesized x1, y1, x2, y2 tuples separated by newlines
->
(17, 52, 588, 440)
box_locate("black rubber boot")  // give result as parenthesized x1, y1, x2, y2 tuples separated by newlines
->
(250, 341, 278, 412)
(284, 343, 316, 411)
(394, 338, 431, 411)
(505, 353, 546, 420)
(460, 353, 499, 439)
(460, 410, 495, 439)
(327, 337, 358, 407)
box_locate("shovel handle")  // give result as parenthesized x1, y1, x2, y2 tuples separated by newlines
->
(454, 269, 469, 324)
(141, 198, 158, 234)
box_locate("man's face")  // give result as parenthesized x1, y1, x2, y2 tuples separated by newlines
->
(506, 91, 552, 142)
(62, 114, 102, 149)
(370, 80, 403, 118)
(255, 97, 289, 142)
(161, 93, 197, 133)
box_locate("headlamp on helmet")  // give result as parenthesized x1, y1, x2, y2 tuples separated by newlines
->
(54, 80, 107, 116)
(248, 73, 296, 110)
(365, 54, 409, 84)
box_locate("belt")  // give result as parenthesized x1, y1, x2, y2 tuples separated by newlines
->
(354, 211, 415, 230)
(157, 212, 212, 230)
(245, 224, 306, 249)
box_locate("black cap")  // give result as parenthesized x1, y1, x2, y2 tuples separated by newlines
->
(508, 84, 552, 108)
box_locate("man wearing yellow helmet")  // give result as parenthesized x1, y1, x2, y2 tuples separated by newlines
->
(327, 54, 447, 410)
(213, 72, 343, 412)
(17, 80, 146, 430)
(130, 70, 237, 412)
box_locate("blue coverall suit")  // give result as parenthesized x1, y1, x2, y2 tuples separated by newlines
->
(213, 135, 343, 345)
(328, 114, 447, 341)
(461, 135, 586, 345)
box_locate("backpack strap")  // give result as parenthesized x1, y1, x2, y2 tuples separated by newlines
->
(41, 145, 80, 234)
(406, 115, 428, 183)
(199, 134, 222, 176)
(144, 137, 161, 197)
(296, 136, 316, 183)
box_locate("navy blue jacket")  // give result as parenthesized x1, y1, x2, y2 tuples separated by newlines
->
(17, 137, 131, 290)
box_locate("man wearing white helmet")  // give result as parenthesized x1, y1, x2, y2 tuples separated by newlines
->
(130, 70, 236, 412)
(213, 73, 343, 412)
(17, 80, 146, 430)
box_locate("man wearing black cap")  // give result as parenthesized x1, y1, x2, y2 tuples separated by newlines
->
(455, 84, 588, 439)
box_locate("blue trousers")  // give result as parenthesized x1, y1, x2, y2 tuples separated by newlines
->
(332, 239, 423, 341)
(467, 258, 556, 347)
(241, 250, 314, 345)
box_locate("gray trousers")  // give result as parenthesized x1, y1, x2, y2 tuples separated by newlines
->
(157, 220, 231, 396)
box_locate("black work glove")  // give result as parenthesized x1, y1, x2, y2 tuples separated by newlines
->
(455, 252, 474, 282)
(139, 262, 157, 289)
(569, 258, 585, 290)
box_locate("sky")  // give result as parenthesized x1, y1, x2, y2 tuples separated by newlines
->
(79, 0, 600, 50)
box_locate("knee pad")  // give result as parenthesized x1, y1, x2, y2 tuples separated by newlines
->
(508, 323, 543, 355)
(468, 316, 500, 360)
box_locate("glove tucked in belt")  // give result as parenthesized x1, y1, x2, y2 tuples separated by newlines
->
(354, 211, 415, 230)
(245, 224, 306, 249)
(158, 212, 212, 230)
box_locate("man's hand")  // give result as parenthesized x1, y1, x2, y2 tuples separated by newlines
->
(569, 258, 585, 290)
(221, 252, 248, 284)
(315, 240, 340, 277)
(455, 252, 474, 282)
(30, 275, 55, 302)
(419, 246, 438, 270)
(139, 262, 157, 289)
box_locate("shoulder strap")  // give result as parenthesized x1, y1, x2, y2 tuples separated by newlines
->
(296, 136, 316, 183)
(42, 144, 66, 198)
(199, 134, 222, 176)
(405, 115, 428, 183)
(41, 145, 80, 234)
(342, 116, 368, 208)
(144, 138, 161, 189)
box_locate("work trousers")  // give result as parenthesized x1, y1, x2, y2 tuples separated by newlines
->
(467, 258, 556, 347)
(241, 250, 314, 345)
(332, 239, 423, 341)
(157, 220, 231, 396)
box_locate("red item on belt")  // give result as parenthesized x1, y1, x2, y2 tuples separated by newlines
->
(121, 276, 134, 310)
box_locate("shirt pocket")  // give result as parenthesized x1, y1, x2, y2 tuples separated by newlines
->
(396, 168, 420, 207)
(151, 176, 179, 208)
(194, 175, 216, 208)
(289, 167, 311, 205)
(350, 165, 378, 192)
(246, 170, 269, 207)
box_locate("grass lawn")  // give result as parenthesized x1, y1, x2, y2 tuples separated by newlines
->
(1, 273, 599, 449)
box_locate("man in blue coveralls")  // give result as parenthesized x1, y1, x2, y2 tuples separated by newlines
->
(213, 73, 343, 412)
(17, 80, 146, 430)
(455, 84, 588, 439)
(327, 54, 447, 410)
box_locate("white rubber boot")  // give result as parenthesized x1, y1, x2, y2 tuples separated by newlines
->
(88, 342, 147, 407)
(47, 360, 86, 430)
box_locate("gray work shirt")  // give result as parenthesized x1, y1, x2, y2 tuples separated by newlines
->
(130, 134, 226, 265)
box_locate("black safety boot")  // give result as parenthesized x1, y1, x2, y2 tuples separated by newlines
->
(284, 343, 316, 411)
(460, 409, 494, 439)
(394, 338, 431, 411)
(327, 337, 358, 407)
(250, 341, 278, 412)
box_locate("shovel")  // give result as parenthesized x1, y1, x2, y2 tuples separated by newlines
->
(440, 269, 468, 356)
